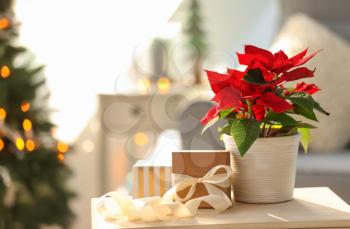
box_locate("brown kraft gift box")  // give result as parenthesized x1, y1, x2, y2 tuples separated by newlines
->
(172, 150, 231, 209)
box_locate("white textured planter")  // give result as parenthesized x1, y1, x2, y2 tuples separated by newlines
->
(223, 134, 300, 203)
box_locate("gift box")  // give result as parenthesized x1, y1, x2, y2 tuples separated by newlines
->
(132, 165, 172, 198)
(132, 130, 179, 198)
(172, 150, 232, 208)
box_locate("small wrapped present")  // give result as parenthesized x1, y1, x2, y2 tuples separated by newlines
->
(172, 150, 232, 208)
(132, 165, 172, 198)
(132, 130, 178, 198)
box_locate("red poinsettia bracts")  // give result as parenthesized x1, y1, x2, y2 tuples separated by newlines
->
(201, 45, 321, 126)
(292, 82, 320, 95)
(201, 45, 328, 156)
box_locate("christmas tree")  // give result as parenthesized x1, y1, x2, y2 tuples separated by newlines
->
(0, 1, 74, 228)
(183, 0, 208, 85)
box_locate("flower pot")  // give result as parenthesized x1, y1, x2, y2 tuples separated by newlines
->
(223, 134, 300, 203)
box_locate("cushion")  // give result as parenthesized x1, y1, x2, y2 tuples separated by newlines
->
(271, 14, 350, 152)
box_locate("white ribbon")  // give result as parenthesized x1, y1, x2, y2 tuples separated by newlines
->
(97, 165, 232, 223)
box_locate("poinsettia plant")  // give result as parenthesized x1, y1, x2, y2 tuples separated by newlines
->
(201, 45, 329, 156)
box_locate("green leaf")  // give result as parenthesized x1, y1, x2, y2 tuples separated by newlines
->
(219, 123, 231, 135)
(219, 108, 233, 119)
(201, 116, 219, 134)
(230, 119, 261, 157)
(243, 68, 267, 85)
(310, 97, 330, 116)
(294, 104, 318, 121)
(288, 96, 318, 121)
(294, 122, 317, 129)
(219, 123, 231, 140)
(288, 96, 314, 110)
(265, 112, 298, 125)
(298, 128, 311, 153)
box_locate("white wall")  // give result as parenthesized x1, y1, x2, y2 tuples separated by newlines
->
(190, 0, 281, 71)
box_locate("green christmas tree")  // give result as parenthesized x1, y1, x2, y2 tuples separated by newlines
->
(0, 1, 75, 228)
(183, 0, 208, 85)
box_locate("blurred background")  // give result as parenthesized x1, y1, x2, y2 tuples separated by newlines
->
(1, 0, 350, 228)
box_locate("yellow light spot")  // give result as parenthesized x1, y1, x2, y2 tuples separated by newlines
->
(21, 102, 30, 112)
(57, 153, 65, 161)
(25, 139, 35, 152)
(0, 139, 4, 151)
(1, 66, 10, 78)
(157, 77, 170, 94)
(0, 108, 6, 120)
(134, 132, 148, 146)
(143, 79, 151, 89)
(138, 78, 151, 92)
(22, 119, 32, 131)
(16, 138, 25, 151)
(0, 18, 10, 30)
(57, 141, 69, 153)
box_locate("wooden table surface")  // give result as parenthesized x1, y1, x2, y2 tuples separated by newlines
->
(91, 187, 350, 228)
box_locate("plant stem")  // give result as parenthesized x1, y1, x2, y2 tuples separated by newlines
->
(266, 124, 272, 137)
(261, 123, 266, 137)
(247, 100, 252, 119)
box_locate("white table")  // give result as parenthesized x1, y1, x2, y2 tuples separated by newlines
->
(91, 187, 350, 228)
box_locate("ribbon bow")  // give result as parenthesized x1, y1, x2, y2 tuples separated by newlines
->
(96, 165, 232, 223)
(163, 165, 232, 215)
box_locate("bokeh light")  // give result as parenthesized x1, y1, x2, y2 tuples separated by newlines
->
(157, 77, 170, 94)
(20, 101, 30, 112)
(22, 119, 32, 131)
(0, 108, 6, 120)
(25, 139, 35, 152)
(57, 141, 69, 153)
(1, 65, 11, 78)
(0, 17, 10, 30)
(57, 153, 65, 162)
(15, 137, 25, 151)
(0, 139, 4, 151)
(133, 132, 149, 146)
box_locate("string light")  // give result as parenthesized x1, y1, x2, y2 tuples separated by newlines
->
(157, 77, 170, 94)
(25, 139, 35, 152)
(20, 101, 30, 112)
(133, 132, 148, 146)
(1, 65, 10, 78)
(0, 17, 10, 30)
(57, 153, 65, 161)
(0, 108, 6, 120)
(0, 139, 4, 151)
(57, 141, 69, 153)
(15, 137, 25, 151)
(22, 119, 32, 131)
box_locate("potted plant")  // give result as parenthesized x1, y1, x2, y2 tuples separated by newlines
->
(201, 45, 329, 203)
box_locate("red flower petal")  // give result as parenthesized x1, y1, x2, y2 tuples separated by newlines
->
(294, 82, 320, 95)
(257, 92, 292, 113)
(227, 68, 245, 80)
(272, 50, 290, 73)
(240, 81, 263, 99)
(236, 52, 255, 65)
(212, 85, 241, 109)
(280, 67, 315, 82)
(205, 70, 233, 94)
(245, 45, 274, 61)
(236, 52, 272, 67)
(247, 61, 274, 82)
(252, 104, 265, 121)
(226, 68, 245, 89)
(201, 105, 219, 125)
(289, 48, 308, 63)
(292, 49, 321, 67)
